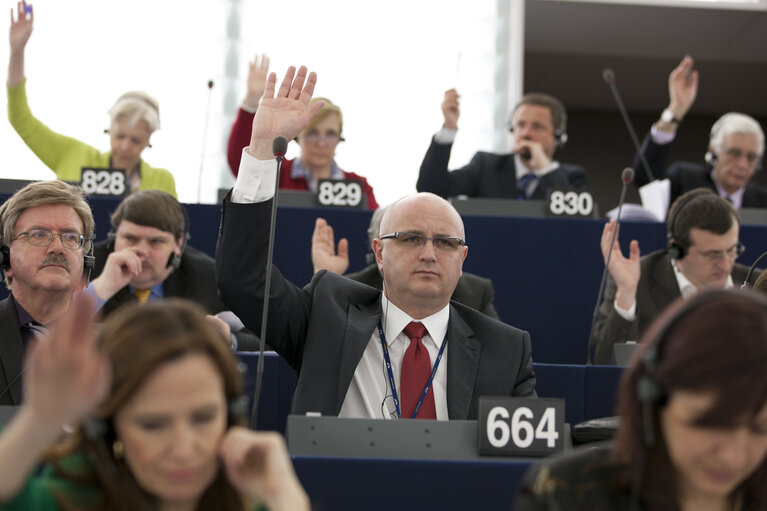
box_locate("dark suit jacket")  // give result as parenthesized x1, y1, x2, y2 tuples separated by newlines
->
(345, 263, 499, 320)
(591, 249, 751, 365)
(417, 137, 589, 199)
(92, 241, 260, 351)
(0, 296, 24, 405)
(216, 198, 536, 420)
(633, 133, 767, 209)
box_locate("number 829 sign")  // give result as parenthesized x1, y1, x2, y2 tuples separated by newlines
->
(478, 397, 565, 456)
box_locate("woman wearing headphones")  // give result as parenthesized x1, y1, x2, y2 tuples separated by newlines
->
(0, 297, 309, 511)
(7, 2, 177, 198)
(515, 288, 767, 511)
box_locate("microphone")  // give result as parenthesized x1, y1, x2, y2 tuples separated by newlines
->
(587, 167, 634, 364)
(196, 80, 215, 203)
(0, 370, 23, 403)
(603, 68, 655, 182)
(250, 136, 288, 429)
(741, 249, 767, 289)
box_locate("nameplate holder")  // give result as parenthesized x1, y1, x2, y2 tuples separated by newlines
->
(478, 397, 565, 457)
(546, 189, 595, 218)
(316, 179, 365, 208)
(79, 167, 127, 197)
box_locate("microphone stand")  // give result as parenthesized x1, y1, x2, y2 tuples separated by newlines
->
(250, 136, 288, 429)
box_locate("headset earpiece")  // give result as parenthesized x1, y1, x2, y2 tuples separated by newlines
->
(666, 237, 685, 260)
(704, 151, 718, 166)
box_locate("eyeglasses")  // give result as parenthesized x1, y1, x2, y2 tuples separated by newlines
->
(302, 132, 345, 145)
(722, 147, 759, 165)
(692, 242, 746, 262)
(380, 232, 466, 252)
(13, 229, 88, 250)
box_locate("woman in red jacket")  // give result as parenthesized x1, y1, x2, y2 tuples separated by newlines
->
(226, 55, 378, 209)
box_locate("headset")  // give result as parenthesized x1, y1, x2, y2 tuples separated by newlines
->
(665, 191, 703, 260)
(0, 235, 95, 273)
(635, 287, 767, 449)
(106, 201, 191, 271)
(508, 93, 569, 149)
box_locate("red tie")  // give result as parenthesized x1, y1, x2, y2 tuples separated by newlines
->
(400, 322, 437, 419)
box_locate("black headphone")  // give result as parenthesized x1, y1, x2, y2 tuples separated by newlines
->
(635, 288, 767, 448)
(107, 202, 190, 271)
(508, 94, 569, 148)
(665, 191, 703, 260)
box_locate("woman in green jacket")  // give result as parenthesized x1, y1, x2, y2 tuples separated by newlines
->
(7, 2, 176, 198)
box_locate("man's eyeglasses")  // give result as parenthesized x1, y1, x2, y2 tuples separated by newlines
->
(13, 229, 88, 250)
(693, 242, 746, 262)
(722, 147, 759, 165)
(380, 232, 466, 252)
(302, 132, 345, 145)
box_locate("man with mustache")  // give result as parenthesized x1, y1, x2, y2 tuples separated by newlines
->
(88, 190, 259, 350)
(0, 180, 95, 405)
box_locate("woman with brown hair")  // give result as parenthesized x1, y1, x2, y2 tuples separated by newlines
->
(0, 297, 309, 510)
(515, 288, 767, 511)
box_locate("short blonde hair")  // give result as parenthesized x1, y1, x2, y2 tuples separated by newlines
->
(109, 90, 161, 133)
(300, 97, 343, 137)
(0, 180, 94, 289)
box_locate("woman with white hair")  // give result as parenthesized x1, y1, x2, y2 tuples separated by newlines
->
(7, 2, 176, 197)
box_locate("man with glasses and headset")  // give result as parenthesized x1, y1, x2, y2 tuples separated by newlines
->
(217, 65, 536, 421)
(0, 180, 94, 405)
(632, 55, 767, 210)
(591, 188, 753, 365)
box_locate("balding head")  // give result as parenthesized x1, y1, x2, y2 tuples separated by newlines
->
(373, 193, 467, 319)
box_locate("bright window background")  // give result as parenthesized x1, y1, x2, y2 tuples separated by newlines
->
(0, 0, 500, 206)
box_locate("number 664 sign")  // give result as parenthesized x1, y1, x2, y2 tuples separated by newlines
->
(478, 397, 565, 456)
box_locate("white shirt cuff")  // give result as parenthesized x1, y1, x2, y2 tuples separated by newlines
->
(650, 123, 677, 145)
(231, 148, 278, 204)
(434, 128, 457, 145)
(613, 299, 637, 321)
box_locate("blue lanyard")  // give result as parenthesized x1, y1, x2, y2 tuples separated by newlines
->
(378, 320, 448, 419)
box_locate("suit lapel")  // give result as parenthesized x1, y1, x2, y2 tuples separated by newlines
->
(0, 297, 25, 404)
(445, 306, 480, 420)
(336, 300, 382, 411)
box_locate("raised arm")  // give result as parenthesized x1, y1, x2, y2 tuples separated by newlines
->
(7, 1, 33, 87)
(227, 55, 271, 176)
(0, 294, 110, 501)
(311, 217, 349, 274)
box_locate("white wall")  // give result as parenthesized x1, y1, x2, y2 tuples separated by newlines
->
(0, 0, 501, 206)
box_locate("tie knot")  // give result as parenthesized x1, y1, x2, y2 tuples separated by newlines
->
(403, 321, 428, 342)
(133, 288, 152, 305)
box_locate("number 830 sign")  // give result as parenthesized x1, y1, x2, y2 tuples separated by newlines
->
(478, 397, 565, 456)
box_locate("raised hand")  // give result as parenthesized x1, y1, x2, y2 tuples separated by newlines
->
(220, 428, 310, 511)
(248, 66, 325, 159)
(311, 217, 349, 274)
(242, 54, 270, 112)
(667, 55, 698, 120)
(24, 292, 111, 429)
(600, 220, 641, 310)
(9, 1, 33, 53)
(441, 88, 460, 130)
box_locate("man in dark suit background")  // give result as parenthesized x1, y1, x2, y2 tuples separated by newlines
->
(216, 65, 536, 421)
(0, 181, 94, 404)
(88, 190, 259, 351)
(591, 189, 751, 364)
(633, 55, 767, 210)
(417, 89, 588, 200)
(311, 204, 499, 319)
